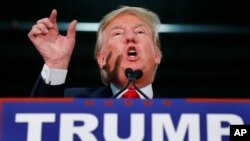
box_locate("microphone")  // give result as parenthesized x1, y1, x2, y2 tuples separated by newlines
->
(112, 68, 149, 99)
(112, 68, 134, 98)
(133, 70, 143, 79)
(125, 68, 134, 82)
(131, 70, 149, 99)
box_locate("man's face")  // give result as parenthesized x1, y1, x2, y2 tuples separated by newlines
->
(97, 13, 161, 88)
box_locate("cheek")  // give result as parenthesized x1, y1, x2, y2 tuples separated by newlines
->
(141, 42, 157, 59)
(106, 40, 124, 54)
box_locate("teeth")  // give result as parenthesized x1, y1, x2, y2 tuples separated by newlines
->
(128, 50, 137, 56)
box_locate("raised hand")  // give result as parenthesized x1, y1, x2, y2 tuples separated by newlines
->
(28, 9, 77, 69)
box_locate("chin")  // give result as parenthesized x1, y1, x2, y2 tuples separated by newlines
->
(113, 71, 129, 88)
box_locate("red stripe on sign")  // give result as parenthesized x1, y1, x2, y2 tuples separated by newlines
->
(84, 100, 95, 106)
(104, 100, 114, 107)
(186, 98, 250, 103)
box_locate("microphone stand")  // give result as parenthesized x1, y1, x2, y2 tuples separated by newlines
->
(112, 68, 134, 98)
(131, 80, 149, 99)
(112, 68, 149, 99)
(132, 70, 149, 99)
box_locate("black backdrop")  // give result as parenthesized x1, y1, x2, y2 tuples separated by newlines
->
(1, 0, 250, 97)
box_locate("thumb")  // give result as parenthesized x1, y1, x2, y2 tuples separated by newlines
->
(67, 20, 77, 39)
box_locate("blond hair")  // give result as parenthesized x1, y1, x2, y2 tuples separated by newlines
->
(94, 6, 162, 85)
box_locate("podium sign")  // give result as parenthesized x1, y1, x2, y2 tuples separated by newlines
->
(1, 98, 250, 141)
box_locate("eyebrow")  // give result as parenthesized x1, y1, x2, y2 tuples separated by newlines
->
(110, 23, 147, 31)
(110, 25, 124, 31)
(134, 23, 147, 29)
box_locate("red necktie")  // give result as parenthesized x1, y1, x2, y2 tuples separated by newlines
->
(122, 89, 140, 98)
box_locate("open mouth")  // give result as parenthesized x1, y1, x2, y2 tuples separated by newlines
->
(128, 50, 137, 57)
(127, 47, 138, 61)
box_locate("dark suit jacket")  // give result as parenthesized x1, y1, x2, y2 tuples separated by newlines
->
(31, 75, 160, 98)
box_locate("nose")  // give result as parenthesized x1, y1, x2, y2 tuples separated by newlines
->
(125, 31, 136, 43)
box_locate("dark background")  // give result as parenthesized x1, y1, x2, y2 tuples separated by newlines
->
(0, 0, 249, 97)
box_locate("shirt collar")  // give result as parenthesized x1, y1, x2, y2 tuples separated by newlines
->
(110, 83, 153, 99)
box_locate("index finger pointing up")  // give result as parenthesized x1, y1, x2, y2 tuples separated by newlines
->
(49, 9, 57, 24)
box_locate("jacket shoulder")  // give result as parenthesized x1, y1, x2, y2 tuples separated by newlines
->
(64, 86, 113, 98)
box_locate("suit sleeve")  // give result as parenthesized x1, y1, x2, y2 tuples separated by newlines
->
(30, 75, 65, 97)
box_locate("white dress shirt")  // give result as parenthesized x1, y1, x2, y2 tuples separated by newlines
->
(41, 64, 67, 85)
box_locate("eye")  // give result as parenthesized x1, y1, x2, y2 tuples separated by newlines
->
(112, 30, 124, 36)
(114, 32, 122, 35)
(136, 30, 145, 34)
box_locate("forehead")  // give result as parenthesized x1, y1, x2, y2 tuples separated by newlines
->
(104, 13, 148, 30)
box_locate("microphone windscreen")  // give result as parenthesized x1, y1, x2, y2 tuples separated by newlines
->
(134, 70, 143, 79)
(125, 68, 134, 78)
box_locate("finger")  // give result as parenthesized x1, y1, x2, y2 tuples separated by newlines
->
(28, 28, 42, 39)
(49, 9, 57, 24)
(33, 23, 49, 33)
(32, 28, 43, 35)
(37, 18, 53, 28)
(67, 20, 77, 39)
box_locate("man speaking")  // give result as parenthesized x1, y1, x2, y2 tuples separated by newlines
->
(29, 6, 162, 99)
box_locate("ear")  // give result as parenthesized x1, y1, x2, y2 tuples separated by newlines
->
(154, 48, 162, 65)
(97, 52, 106, 69)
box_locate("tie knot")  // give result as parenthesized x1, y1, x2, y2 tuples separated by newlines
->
(122, 89, 140, 98)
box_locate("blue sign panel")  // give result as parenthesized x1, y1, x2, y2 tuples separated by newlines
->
(1, 98, 250, 141)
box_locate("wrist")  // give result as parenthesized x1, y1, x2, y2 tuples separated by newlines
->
(45, 60, 69, 69)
